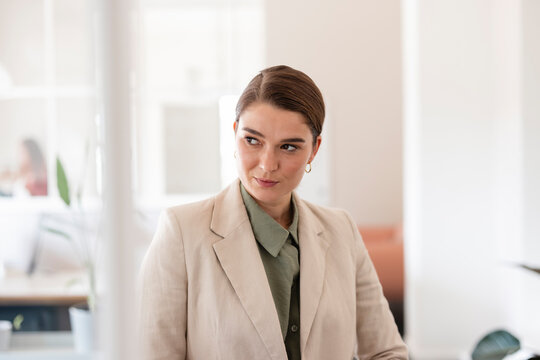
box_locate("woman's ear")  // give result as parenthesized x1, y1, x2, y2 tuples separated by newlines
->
(233, 121, 237, 133)
(309, 136, 322, 163)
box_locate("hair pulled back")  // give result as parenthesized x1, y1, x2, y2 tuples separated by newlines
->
(235, 65, 325, 144)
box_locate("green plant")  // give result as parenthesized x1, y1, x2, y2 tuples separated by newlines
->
(43, 156, 98, 313)
(12, 315, 23, 331)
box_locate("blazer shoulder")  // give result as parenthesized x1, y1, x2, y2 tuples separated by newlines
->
(165, 196, 216, 218)
(300, 198, 353, 224)
(297, 197, 358, 238)
(166, 196, 216, 224)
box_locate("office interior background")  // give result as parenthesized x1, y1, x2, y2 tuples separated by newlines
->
(0, 0, 539, 359)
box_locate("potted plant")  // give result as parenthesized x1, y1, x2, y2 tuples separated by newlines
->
(43, 156, 99, 353)
(0, 315, 23, 351)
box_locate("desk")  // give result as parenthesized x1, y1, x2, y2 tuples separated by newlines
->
(0, 270, 87, 306)
(0, 270, 87, 331)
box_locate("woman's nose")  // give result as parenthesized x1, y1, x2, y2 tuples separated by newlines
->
(259, 149, 278, 172)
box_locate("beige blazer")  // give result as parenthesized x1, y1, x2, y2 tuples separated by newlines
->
(138, 179, 407, 360)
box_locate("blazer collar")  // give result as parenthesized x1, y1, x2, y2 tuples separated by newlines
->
(294, 192, 330, 354)
(210, 179, 249, 238)
(211, 180, 331, 358)
(211, 179, 287, 360)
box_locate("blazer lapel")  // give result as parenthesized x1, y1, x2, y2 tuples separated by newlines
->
(211, 180, 287, 360)
(295, 194, 330, 355)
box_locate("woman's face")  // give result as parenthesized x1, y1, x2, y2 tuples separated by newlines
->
(234, 102, 321, 210)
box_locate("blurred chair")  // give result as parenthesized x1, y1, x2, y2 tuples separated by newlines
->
(358, 225, 404, 335)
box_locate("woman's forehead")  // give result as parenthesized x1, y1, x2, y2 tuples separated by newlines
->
(238, 103, 310, 135)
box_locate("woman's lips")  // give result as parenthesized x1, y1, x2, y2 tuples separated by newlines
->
(255, 177, 279, 187)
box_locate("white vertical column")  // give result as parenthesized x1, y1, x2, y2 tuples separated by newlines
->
(401, 0, 422, 352)
(43, 0, 58, 197)
(520, 0, 540, 349)
(97, 0, 136, 359)
(402, 0, 526, 358)
(490, 0, 524, 342)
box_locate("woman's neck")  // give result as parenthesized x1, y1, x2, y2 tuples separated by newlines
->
(257, 197, 293, 229)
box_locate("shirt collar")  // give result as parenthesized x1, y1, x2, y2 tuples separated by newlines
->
(240, 182, 298, 257)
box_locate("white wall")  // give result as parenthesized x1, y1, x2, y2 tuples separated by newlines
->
(520, 0, 540, 348)
(264, 0, 403, 225)
(403, 0, 540, 357)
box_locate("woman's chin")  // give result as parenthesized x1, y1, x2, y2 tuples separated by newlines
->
(246, 184, 284, 205)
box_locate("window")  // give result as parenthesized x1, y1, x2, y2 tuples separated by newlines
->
(0, 0, 97, 200)
(136, 0, 264, 203)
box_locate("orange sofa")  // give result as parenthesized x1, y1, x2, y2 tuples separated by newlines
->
(358, 225, 404, 334)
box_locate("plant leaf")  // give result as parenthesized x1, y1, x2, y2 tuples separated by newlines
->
(519, 264, 540, 275)
(56, 156, 71, 207)
(42, 226, 72, 241)
(12, 314, 24, 331)
(472, 329, 520, 360)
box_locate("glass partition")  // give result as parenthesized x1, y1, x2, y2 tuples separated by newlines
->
(0, 0, 263, 357)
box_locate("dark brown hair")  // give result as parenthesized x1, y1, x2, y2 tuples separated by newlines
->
(22, 138, 47, 180)
(235, 65, 325, 144)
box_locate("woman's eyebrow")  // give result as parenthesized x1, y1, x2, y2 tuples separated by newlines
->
(242, 127, 306, 143)
(281, 137, 305, 143)
(242, 127, 264, 137)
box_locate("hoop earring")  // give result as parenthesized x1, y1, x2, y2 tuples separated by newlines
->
(305, 163, 312, 173)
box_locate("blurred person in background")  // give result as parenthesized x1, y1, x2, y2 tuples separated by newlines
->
(0, 138, 48, 197)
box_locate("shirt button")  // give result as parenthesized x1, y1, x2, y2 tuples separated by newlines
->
(290, 324, 299, 333)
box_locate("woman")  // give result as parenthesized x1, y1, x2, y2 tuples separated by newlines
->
(0, 138, 48, 197)
(139, 65, 407, 359)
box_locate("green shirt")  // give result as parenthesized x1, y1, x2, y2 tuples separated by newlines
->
(240, 183, 301, 360)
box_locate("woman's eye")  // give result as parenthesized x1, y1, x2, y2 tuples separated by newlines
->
(281, 144, 298, 152)
(245, 137, 259, 145)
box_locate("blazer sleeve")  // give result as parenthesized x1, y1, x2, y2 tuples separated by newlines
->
(344, 212, 409, 360)
(138, 209, 188, 360)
